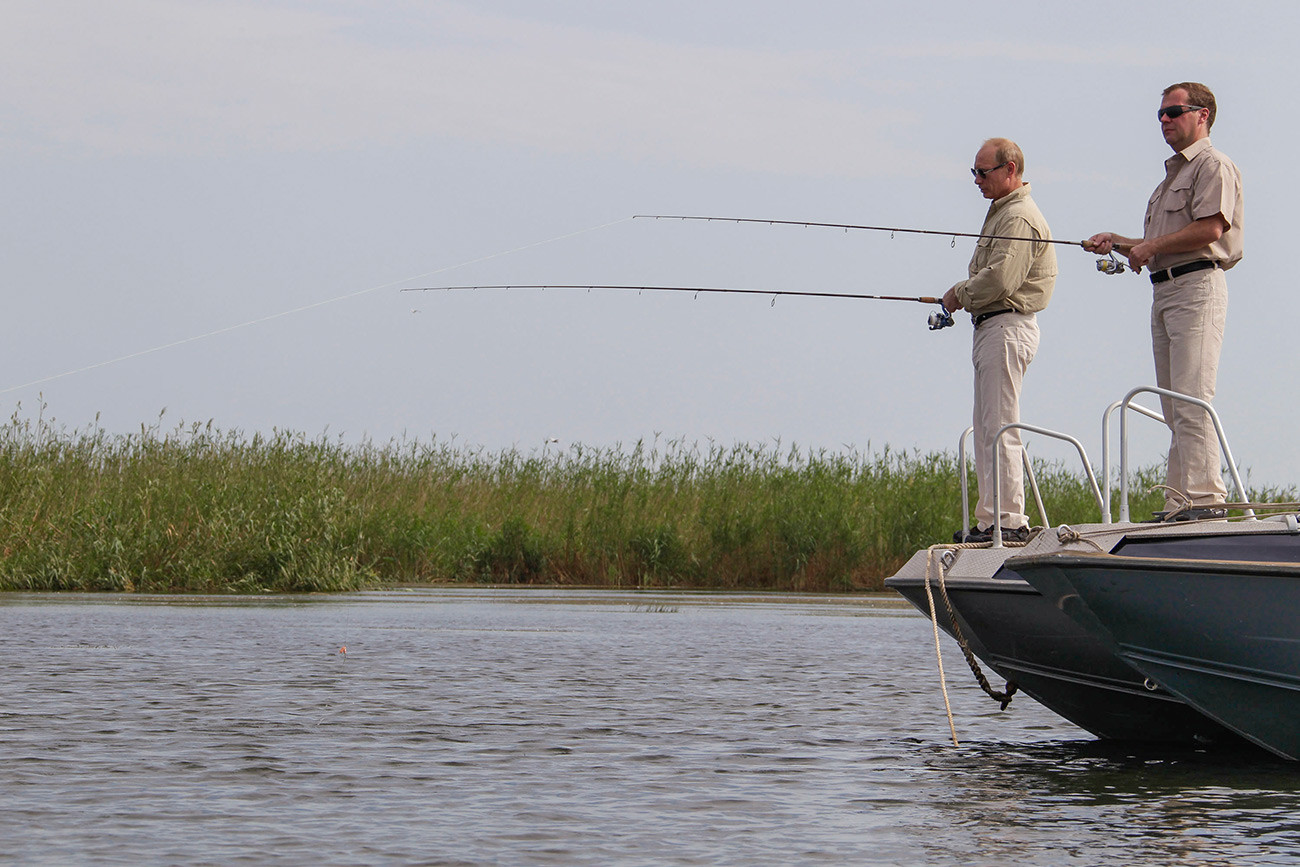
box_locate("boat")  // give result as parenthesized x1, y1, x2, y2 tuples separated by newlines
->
(887, 524, 1249, 746)
(1010, 527, 1300, 760)
(885, 385, 1300, 751)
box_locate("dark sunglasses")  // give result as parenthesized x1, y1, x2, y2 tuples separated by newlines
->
(1157, 104, 1205, 121)
(970, 161, 1008, 180)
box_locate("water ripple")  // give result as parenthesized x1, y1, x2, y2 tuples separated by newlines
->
(3, 591, 1300, 865)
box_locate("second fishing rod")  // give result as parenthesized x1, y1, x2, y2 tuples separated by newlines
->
(403, 284, 960, 330)
(633, 214, 1137, 275)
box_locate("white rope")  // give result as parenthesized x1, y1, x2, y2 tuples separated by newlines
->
(0, 216, 633, 396)
(923, 546, 959, 747)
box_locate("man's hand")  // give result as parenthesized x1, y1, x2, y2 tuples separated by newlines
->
(1085, 232, 1146, 273)
(1126, 240, 1156, 272)
(942, 286, 964, 313)
(1083, 233, 1114, 255)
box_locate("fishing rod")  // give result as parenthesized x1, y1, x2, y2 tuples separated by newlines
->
(633, 215, 1136, 275)
(402, 284, 957, 330)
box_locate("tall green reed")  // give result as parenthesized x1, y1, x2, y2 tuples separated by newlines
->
(0, 412, 1279, 593)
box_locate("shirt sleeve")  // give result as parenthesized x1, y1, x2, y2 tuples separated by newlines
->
(955, 217, 1041, 310)
(1190, 156, 1239, 227)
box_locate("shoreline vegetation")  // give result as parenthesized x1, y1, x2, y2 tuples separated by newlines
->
(1, 414, 1289, 595)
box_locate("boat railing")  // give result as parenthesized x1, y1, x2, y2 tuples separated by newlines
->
(1100, 397, 1164, 522)
(1110, 385, 1254, 522)
(958, 385, 1251, 543)
(959, 427, 1050, 541)
(990, 423, 1105, 548)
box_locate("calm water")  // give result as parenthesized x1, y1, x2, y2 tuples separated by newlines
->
(3, 589, 1299, 866)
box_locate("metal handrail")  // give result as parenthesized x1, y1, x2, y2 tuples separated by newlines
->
(959, 427, 973, 537)
(1115, 385, 1254, 522)
(1101, 398, 1165, 523)
(959, 386, 1252, 542)
(1023, 442, 1048, 529)
(991, 423, 1105, 548)
(959, 427, 1047, 538)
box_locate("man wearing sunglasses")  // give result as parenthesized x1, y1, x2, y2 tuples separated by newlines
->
(942, 138, 1057, 544)
(1084, 82, 1243, 521)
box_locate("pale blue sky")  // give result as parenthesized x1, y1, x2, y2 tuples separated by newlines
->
(3, 1, 1294, 490)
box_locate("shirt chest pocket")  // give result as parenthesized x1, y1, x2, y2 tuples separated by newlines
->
(1160, 181, 1194, 214)
(1145, 181, 1193, 229)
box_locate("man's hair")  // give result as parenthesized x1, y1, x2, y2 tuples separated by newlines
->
(984, 138, 1025, 176)
(1164, 81, 1217, 130)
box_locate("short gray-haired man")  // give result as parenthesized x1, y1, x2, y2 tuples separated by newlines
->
(943, 137, 1057, 544)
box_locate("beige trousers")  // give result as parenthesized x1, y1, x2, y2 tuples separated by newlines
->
(1151, 268, 1229, 509)
(971, 312, 1039, 530)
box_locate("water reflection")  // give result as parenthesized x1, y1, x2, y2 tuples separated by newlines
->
(918, 739, 1300, 865)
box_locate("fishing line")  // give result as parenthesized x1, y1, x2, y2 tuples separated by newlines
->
(0, 217, 633, 396)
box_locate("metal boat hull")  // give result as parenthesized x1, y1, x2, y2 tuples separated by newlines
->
(1013, 553, 1300, 761)
(887, 564, 1239, 745)
(886, 520, 1300, 747)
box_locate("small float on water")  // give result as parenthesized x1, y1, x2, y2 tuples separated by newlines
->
(885, 385, 1300, 759)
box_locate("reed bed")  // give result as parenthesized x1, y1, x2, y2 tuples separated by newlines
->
(0, 412, 1273, 594)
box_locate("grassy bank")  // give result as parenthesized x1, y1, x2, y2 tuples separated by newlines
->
(0, 414, 1273, 594)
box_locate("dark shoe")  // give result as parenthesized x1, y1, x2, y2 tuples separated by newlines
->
(953, 525, 1030, 543)
(1147, 507, 1229, 523)
(1177, 507, 1228, 521)
(1001, 525, 1031, 544)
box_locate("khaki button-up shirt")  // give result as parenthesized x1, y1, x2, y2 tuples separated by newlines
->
(1144, 136, 1244, 273)
(952, 183, 1057, 317)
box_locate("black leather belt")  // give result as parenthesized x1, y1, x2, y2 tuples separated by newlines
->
(973, 308, 1015, 327)
(1149, 259, 1218, 284)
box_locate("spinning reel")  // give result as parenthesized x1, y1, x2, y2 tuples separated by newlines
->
(928, 308, 955, 331)
(1096, 253, 1132, 275)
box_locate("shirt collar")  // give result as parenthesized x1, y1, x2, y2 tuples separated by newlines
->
(1170, 136, 1214, 166)
(991, 182, 1032, 211)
